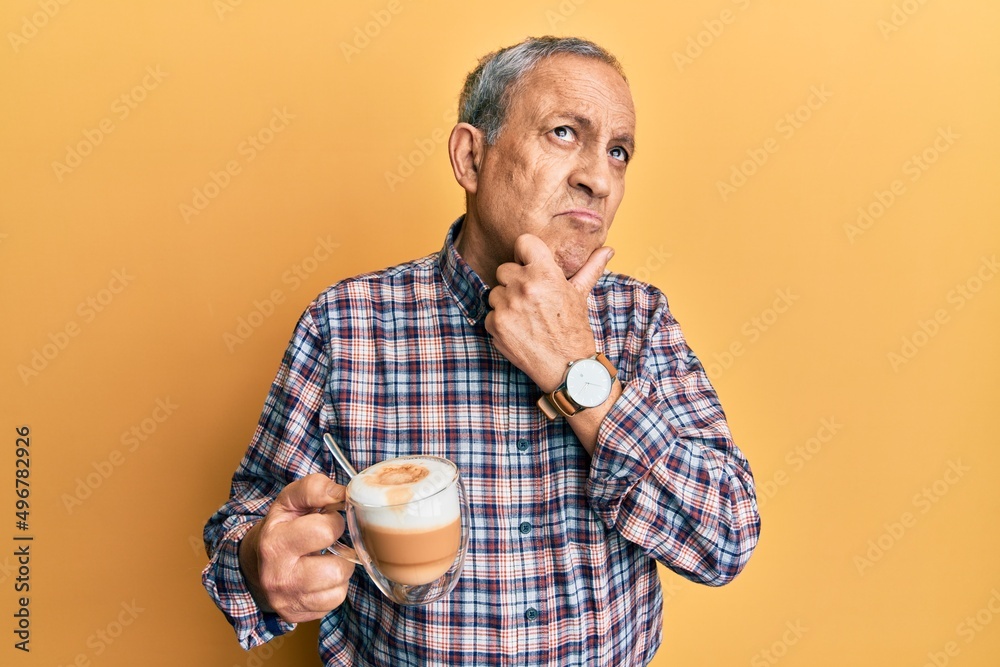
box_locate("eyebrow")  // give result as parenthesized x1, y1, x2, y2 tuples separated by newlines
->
(615, 132, 637, 158)
(557, 113, 636, 157)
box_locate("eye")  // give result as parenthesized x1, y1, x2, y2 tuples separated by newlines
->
(552, 126, 575, 142)
(609, 146, 630, 163)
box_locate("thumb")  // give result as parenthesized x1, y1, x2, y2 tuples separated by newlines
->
(270, 474, 345, 522)
(512, 233, 552, 266)
(570, 246, 614, 293)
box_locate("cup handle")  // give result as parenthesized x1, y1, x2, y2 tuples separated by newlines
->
(323, 540, 361, 564)
(317, 503, 362, 564)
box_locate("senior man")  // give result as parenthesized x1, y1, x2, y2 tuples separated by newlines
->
(203, 36, 760, 666)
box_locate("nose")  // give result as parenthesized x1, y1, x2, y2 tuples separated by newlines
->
(568, 148, 612, 199)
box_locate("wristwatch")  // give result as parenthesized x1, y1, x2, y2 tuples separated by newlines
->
(537, 352, 618, 420)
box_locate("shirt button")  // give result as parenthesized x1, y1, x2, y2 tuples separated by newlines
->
(518, 521, 532, 535)
(524, 607, 539, 622)
(516, 438, 529, 451)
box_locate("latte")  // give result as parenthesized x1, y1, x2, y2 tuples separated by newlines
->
(347, 456, 462, 586)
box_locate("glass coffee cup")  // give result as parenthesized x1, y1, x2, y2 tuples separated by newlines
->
(326, 455, 470, 606)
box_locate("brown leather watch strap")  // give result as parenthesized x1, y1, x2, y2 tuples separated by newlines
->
(537, 394, 559, 420)
(593, 352, 617, 377)
(537, 353, 617, 421)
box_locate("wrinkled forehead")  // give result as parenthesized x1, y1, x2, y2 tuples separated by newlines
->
(508, 54, 636, 133)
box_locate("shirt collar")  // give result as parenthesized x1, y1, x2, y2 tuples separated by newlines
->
(438, 216, 491, 324)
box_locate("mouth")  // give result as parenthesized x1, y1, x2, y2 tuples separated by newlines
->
(555, 208, 604, 229)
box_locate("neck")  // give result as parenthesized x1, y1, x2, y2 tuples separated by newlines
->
(454, 210, 502, 288)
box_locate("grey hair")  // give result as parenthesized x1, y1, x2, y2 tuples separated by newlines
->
(458, 36, 627, 145)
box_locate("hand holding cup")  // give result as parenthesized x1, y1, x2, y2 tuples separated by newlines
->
(238, 474, 356, 623)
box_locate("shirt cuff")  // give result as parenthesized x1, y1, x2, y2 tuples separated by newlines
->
(587, 379, 679, 526)
(201, 520, 296, 649)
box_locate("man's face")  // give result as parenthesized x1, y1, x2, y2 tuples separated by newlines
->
(470, 53, 636, 278)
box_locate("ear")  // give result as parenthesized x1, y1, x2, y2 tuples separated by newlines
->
(448, 122, 485, 195)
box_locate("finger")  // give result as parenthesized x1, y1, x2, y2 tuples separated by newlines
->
(294, 554, 355, 608)
(512, 234, 553, 266)
(319, 501, 346, 514)
(569, 246, 615, 293)
(267, 554, 355, 622)
(271, 474, 345, 520)
(299, 553, 355, 588)
(487, 284, 504, 309)
(494, 262, 517, 287)
(273, 511, 347, 557)
(482, 311, 508, 351)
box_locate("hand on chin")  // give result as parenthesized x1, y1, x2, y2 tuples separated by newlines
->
(551, 245, 596, 280)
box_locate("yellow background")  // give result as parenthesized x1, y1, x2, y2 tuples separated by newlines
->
(2, 0, 998, 665)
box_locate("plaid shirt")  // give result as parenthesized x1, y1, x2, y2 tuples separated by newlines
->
(202, 218, 760, 666)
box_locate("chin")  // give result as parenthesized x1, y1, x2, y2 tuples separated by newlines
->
(553, 249, 589, 279)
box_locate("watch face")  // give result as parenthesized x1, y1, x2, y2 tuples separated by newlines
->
(565, 358, 613, 408)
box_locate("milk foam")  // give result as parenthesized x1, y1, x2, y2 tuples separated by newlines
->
(348, 457, 459, 531)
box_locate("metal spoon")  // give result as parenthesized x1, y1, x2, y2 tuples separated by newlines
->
(323, 433, 358, 479)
